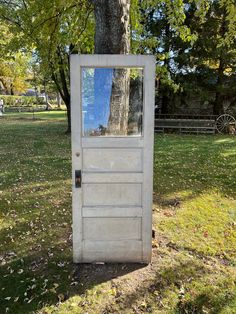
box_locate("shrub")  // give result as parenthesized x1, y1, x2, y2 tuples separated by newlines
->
(0, 95, 45, 108)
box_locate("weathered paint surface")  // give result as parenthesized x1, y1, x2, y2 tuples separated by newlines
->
(70, 55, 155, 263)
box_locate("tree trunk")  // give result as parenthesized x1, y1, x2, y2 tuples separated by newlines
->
(128, 75, 143, 134)
(213, 58, 225, 116)
(66, 100, 71, 134)
(56, 92, 61, 108)
(52, 71, 71, 133)
(0, 79, 8, 94)
(51, 47, 71, 133)
(94, 0, 130, 135)
(10, 83, 14, 95)
(44, 80, 50, 111)
(94, 0, 130, 54)
(107, 68, 130, 135)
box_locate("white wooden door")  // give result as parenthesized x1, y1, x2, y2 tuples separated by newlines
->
(70, 55, 155, 263)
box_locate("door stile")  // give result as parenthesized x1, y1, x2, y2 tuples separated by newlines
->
(142, 57, 156, 262)
(71, 57, 83, 262)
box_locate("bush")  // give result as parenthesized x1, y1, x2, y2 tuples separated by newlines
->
(0, 95, 45, 108)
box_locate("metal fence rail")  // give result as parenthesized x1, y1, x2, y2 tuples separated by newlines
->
(155, 114, 217, 134)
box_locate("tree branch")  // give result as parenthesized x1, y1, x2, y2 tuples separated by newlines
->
(33, 2, 89, 31)
(77, 7, 94, 40)
(0, 14, 25, 32)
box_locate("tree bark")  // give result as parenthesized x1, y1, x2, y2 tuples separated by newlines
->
(93, 0, 131, 135)
(51, 70, 71, 133)
(94, 0, 130, 54)
(56, 92, 61, 108)
(50, 47, 71, 133)
(43, 80, 50, 111)
(57, 47, 71, 133)
(128, 75, 143, 134)
(107, 68, 130, 135)
(10, 83, 14, 95)
(0, 78, 8, 94)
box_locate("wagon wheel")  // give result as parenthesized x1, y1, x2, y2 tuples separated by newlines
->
(215, 114, 236, 134)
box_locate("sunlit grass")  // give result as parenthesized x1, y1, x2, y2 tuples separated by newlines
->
(158, 192, 236, 258)
(3, 110, 67, 120)
(0, 114, 236, 314)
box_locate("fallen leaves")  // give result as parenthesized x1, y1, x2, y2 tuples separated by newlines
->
(57, 261, 65, 268)
(4, 297, 11, 301)
(17, 269, 24, 274)
(58, 293, 65, 303)
(1, 120, 236, 314)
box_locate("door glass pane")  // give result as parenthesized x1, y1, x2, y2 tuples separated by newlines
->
(82, 67, 143, 136)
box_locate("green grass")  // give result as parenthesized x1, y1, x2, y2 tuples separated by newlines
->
(4, 110, 67, 120)
(0, 113, 236, 314)
(153, 135, 236, 260)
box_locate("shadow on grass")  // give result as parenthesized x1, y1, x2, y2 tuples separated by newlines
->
(176, 292, 236, 314)
(101, 256, 236, 314)
(0, 254, 145, 314)
(1, 251, 235, 314)
(74, 262, 146, 293)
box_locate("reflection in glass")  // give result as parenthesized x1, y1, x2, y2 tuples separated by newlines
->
(82, 67, 143, 136)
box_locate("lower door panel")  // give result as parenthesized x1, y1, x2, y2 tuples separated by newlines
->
(82, 240, 142, 263)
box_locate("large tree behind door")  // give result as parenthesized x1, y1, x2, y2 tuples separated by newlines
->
(93, 0, 131, 135)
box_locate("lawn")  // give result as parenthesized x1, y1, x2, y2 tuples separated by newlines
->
(0, 112, 236, 314)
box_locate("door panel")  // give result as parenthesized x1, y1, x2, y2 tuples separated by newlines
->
(83, 240, 142, 263)
(83, 217, 141, 240)
(82, 137, 144, 148)
(83, 148, 142, 172)
(83, 183, 142, 206)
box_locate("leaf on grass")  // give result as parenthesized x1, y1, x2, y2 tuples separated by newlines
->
(17, 269, 24, 274)
(70, 281, 78, 286)
(58, 293, 65, 302)
(50, 288, 57, 294)
(57, 262, 65, 267)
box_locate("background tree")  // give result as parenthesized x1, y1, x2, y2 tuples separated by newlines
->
(0, 0, 94, 132)
(181, 0, 236, 115)
(0, 22, 30, 95)
(139, 0, 236, 115)
(137, 0, 207, 113)
(0, 0, 235, 125)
